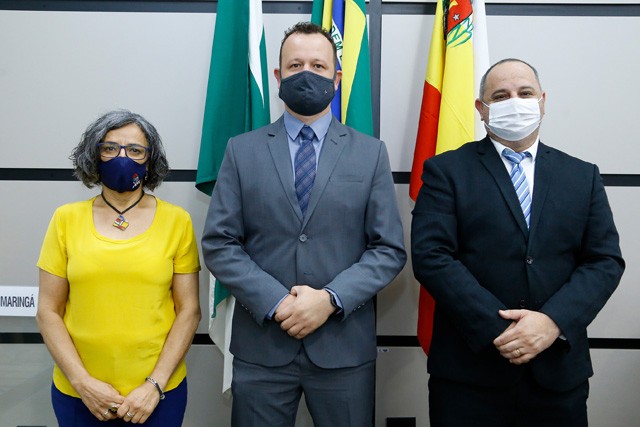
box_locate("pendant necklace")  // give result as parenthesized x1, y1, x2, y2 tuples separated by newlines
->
(100, 191, 145, 231)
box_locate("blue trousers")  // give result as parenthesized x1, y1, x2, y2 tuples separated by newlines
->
(51, 379, 187, 427)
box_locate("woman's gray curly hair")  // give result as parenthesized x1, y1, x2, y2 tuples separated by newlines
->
(70, 110, 169, 190)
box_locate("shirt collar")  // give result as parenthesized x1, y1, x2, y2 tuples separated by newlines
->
(490, 136, 540, 161)
(283, 110, 332, 142)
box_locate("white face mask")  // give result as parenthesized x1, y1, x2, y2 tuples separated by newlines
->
(483, 97, 542, 141)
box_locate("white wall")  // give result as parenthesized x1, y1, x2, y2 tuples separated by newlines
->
(1, 2, 638, 426)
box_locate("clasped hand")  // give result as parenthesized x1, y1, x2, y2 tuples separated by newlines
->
(76, 376, 160, 423)
(493, 309, 561, 365)
(273, 285, 336, 340)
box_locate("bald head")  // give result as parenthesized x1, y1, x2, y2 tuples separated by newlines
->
(479, 58, 542, 101)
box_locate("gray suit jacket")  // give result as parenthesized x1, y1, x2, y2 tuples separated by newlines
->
(202, 116, 406, 369)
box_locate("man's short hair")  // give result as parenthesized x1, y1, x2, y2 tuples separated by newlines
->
(279, 21, 338, 70)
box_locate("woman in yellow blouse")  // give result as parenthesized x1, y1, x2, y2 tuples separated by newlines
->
(36, 110, 201, 426)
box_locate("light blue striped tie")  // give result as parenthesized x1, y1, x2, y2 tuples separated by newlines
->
(295, 126, 316, 215)
(502, 148, 532, 228)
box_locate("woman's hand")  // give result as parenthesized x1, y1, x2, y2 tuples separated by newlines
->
(74, 376, 125, 421)
(117, 380, 160, 424)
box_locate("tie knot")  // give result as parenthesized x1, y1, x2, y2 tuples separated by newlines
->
(502, 148, 531, 165)
(299, 126, 315, 143)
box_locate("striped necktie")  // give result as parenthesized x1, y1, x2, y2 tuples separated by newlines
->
(502, 148, 532, 228)
(295, 125, 316, 215)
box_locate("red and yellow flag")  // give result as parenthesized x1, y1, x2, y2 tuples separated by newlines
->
(411, 0, 489, 355)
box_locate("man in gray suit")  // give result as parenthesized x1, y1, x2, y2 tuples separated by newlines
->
(201, 22, 406, 427)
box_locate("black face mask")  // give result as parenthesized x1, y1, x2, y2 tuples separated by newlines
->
(278, 71, 336, 116)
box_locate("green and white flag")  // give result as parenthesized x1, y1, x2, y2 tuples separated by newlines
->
(196, 0, 270, 396)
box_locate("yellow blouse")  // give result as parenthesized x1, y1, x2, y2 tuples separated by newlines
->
(37, 196, 200, 397)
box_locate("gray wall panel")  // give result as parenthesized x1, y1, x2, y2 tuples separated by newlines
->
(588, 188, 640, 339)
(380, 14, 640, 174)
(377, 184, 419, 336)
(0, 181, 213, 335)
(1, 3, 638, 426)
(486, 15, 640, 174)
(380, 14, 434, 172)
(375, 347, 429, 427)
(0, 11, 215, 169)
(589, 349, 640, 426)
(0, 344, 55, 426)
(0, 343, 311, 426)
(375, 348, 640, 427)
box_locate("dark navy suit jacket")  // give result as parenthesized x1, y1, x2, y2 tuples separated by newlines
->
(411, 136, 624, 392)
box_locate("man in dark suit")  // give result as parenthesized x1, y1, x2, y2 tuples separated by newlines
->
(411, 58, 624, 426)
(201, 22, 406, 427)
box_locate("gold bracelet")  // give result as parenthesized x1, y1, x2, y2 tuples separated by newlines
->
(145, 377, 165, 400)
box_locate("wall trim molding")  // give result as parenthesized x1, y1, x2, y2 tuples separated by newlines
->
(1, 168, 639, 187)
(2, 332, 639, 350)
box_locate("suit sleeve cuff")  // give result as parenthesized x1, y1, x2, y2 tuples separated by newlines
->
(324, 287, 343, 314)
(266, 293, 289, 320)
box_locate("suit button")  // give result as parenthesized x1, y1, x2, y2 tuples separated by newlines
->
(299, 234, 307, 242)
(525, 256, 534, 265)
(519, 300, 526, 308)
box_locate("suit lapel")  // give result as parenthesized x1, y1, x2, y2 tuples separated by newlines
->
(477, 137, 529, 236)
(529, 142, 553, 235)
(266, 117, 304, 223)
(303, 118, 347, 227)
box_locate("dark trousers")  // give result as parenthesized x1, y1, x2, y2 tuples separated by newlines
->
(429, 371, 589, 427)
(51, 379, 187, 427)
(231, 347, 375, 427)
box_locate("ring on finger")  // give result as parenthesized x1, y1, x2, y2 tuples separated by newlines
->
(103, 410, 110, 417)
(515, 348, 522, 357)
(126, 411, 135, 418)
